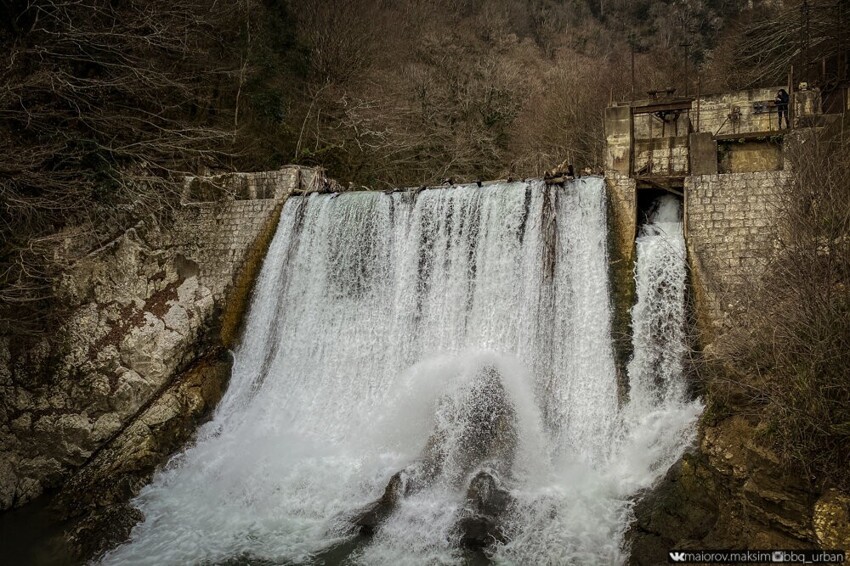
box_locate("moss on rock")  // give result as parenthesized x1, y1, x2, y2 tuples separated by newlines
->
(219, 200, 286, 348)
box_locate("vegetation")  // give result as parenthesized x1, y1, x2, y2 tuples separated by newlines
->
(0, 0, 744, 332)
(717, 0, 850, 89)
(712, 130, 850, 491)
(688, 0, 850, 492)
(0, 0, 248, 331)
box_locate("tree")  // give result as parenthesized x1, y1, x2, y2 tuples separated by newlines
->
(0, 0, 246, 332)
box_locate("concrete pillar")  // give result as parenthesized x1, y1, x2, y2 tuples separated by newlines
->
(689, 132, 718, 176)
(605, 105, 632, 175)
(793, 88, 821, 127)
(605, 173, 637, 262)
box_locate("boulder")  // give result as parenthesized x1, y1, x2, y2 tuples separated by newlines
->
(424, 364, 518, 484)
(457, 469, 513, 549)
(350, 364, 519, 544)
(352, 470, 407, 535)
(813, 489, 850, 548)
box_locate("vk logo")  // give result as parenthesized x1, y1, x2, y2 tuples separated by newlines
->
(669, 552, 687, 562)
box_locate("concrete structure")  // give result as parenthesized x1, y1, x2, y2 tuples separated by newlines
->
(602, 86, 834, 330)
(794, 88, 823, 127)
(604, 86, 801, 191)
(605, 172, 637, 262)
(604, 106, 632, 176)
(689, 132, 718, 176)
(697, 87, 785, 136)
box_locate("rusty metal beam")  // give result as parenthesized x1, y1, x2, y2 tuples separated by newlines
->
(634, 176, 686, 196)
(713, 130, 787, 141)
(631, 99, 694, 115)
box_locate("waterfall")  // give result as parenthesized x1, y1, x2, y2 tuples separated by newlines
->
(628, 195, 689, 410)
(102, 180, 701, 566)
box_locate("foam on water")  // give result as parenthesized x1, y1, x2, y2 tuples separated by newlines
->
(102, 180, 700, 565)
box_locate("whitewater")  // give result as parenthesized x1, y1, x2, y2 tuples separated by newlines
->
(102, 179, 702, 565)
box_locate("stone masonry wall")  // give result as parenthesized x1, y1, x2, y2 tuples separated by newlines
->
(685, 170, 791, 332)
(0, 166, 313, 511)
(167, 168, 310, 301)
(633, 139, 690, 176)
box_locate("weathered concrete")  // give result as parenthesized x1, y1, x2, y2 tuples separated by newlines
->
(0, 166, 315, 511)
(604, 172, 637, 400)
(605, 105, 632, 175)
(606, 87, 797, 182)
(794, 88, 822, 127)
(718, 139, 784, 174)
(697, 87, 786, 136)
(689, 132, 718, 176)
(605, 172, 637, 262)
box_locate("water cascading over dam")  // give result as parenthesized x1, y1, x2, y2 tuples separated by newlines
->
(103, 179, 702, 565)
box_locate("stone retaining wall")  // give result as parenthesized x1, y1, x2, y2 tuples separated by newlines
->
(684, 170, 791, 332)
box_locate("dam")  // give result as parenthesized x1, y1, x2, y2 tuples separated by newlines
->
(98, 178, 702, 565)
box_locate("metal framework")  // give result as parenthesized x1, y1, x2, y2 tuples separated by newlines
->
(628, 97, 694, 185)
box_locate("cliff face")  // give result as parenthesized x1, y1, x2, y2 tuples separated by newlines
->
(0, 168, 308, 514)
(628, 414, 850, 564)
(56, 351, 233, 558)
(0, 229, 214, 510)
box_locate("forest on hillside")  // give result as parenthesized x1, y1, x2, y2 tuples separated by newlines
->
(0, 0, 842, 326)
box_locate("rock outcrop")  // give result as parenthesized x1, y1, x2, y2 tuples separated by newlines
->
(627, 415, 850, 565)
(56, 350, 232, 559)
(813, 489, 850, 548)
(352, 364, 518, 547)
(456, 469, 513, 549)
(0, 168, 306, 515)
(353, 467, 420, 535)
(0, 228, 220, 511)
(424, 364, 519, 484)
(353, 465, 515, 550)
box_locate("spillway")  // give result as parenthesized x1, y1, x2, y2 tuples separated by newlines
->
(102, 179, 702, 565)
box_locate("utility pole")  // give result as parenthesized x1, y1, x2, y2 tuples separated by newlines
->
(835, 0, 847, 82)
(680, 41, 692, 97)
(696, 75, 701, 132)
(800, 0, 810, 84)
(629, 32, 636, 102)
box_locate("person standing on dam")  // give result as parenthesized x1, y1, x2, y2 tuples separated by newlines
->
(775, 89, 790, 129)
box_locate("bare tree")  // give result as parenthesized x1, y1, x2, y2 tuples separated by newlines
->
(717, 130, 850, 489)
(0, 0, 246, 332)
